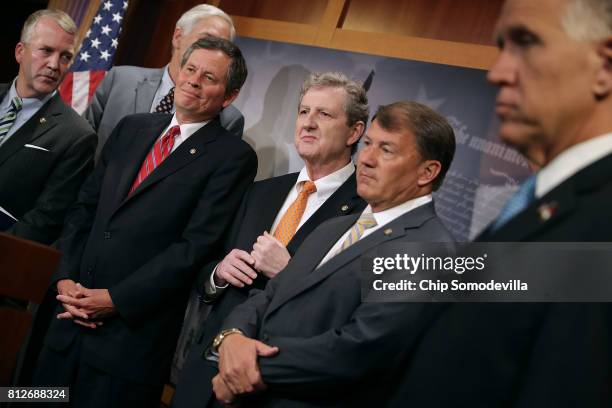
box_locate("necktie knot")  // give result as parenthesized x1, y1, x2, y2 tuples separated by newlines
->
(492, 174, 537, 231)
(162, 125, 180, 150)
(155, 87, 175, 114)
(300, 180, 317, 196)
(10, 97, 23, 113)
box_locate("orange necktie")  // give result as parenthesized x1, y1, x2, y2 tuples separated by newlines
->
(273, 181, 317, 246)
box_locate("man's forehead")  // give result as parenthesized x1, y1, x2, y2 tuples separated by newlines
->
(192, 16, 231, 38)
(302, 87, 346, 106)
(495, 0, 564, 36)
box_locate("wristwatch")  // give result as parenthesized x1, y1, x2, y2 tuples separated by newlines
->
(212, 328, 244, 352)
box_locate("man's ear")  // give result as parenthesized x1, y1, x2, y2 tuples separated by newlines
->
(171, 27, 183, 52)
(15, 42, 25, 64)
(222, 88, 240, 108)
(347, 121, 365, 147)
(593, 37, 612, 99)
(417, 160, 442, 188)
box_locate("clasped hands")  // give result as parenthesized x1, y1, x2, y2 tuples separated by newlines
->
(55, 279, 116, 329)
(212, 333, 279, 405)
(214, 231, 290, 288)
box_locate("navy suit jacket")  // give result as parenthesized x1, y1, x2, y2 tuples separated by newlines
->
(43, 112, 257, 385)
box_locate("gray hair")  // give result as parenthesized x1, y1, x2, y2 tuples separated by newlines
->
(372, 102, 456, 191)
(299, 72, 369, 128)
(562, 0, 612, 40)
(176, 4, 236, 41)
(21, 9, 77, 44)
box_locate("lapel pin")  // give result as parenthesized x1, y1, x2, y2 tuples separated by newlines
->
(189, 148, 196, 155)
(39, 117, 46, 124)
(537, 202, 558, 222)
(341, 204, 349, 212)
(384, 228, 393, 236)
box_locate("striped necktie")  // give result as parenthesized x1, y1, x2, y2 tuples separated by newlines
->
(0, 97, 23, 146)
(336, 211, 378, 254)
(129, 125, 180, 194)
(273, 181, 317, 246)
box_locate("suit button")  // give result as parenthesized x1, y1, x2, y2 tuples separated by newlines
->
(86, 265, 93, 276)
(104, 231, 111, 239)
(262, 333, 270, 342)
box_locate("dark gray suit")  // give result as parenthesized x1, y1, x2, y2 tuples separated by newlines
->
(388, 154, 612, 407)
(211, 202, 453, 407)
(0, 84, 96, 244)
(84, 66, 244, 158)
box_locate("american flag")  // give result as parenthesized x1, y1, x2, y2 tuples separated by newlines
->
(59, 0, 128, 114)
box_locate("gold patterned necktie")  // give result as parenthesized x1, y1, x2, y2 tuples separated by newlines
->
(335, 211, 377, 255)
(273, 181, 317, 246)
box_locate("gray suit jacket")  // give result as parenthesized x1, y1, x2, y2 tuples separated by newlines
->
(84, 65, 245, 159)
(220, 202, 454, 407)
(0, 84, 97, 244)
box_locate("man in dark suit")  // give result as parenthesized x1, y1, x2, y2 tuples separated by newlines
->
(208, 101, 456, 407)
(171, 72, 369, 407)
(34, 37, 257, 408)
(85, 4, 243, 159)
(388, 1, 612, 406)
(0, 9, 96, 244)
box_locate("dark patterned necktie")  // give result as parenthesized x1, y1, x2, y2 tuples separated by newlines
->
(0, 97, 23, 145)
(155, 87, 175, 114)
(129, 125, 180, 194)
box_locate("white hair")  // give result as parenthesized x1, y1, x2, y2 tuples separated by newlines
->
(176, 4, 236, 41)
(562, 0, 612, 40)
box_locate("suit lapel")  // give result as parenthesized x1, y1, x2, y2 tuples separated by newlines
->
(0, 94, 63, 167)
(257, 173, 299, 237)
(268, 203, 438, 315)
(479, 153, 612, 241)
(119, 118, 222, 207)
(134, 69, 163, 113)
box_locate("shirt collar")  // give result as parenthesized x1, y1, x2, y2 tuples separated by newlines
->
(3, 78, 54, 111)
(367, 194, 433, 227)
(164, 114, 210, 141)
(537, 132, 612, 197)
(295, 161, 355, 198)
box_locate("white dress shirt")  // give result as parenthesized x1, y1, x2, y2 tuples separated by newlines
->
(159, 115, 210, 153)
(318, 195, 433, 267)
(536, 132, 612, 198)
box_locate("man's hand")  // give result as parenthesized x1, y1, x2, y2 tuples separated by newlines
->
(212, 375, 237, 406)
(251, 232, 291, 279)
(215, 249, 258, 288)
(56, 280, 101, 329)
(56, 283, 117, 325)
(218, 333, 278, 396)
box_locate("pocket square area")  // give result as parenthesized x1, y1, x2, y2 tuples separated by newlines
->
(24, 144, 50, 152)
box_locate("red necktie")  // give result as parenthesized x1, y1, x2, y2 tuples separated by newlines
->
(129, 125, 180, 194)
